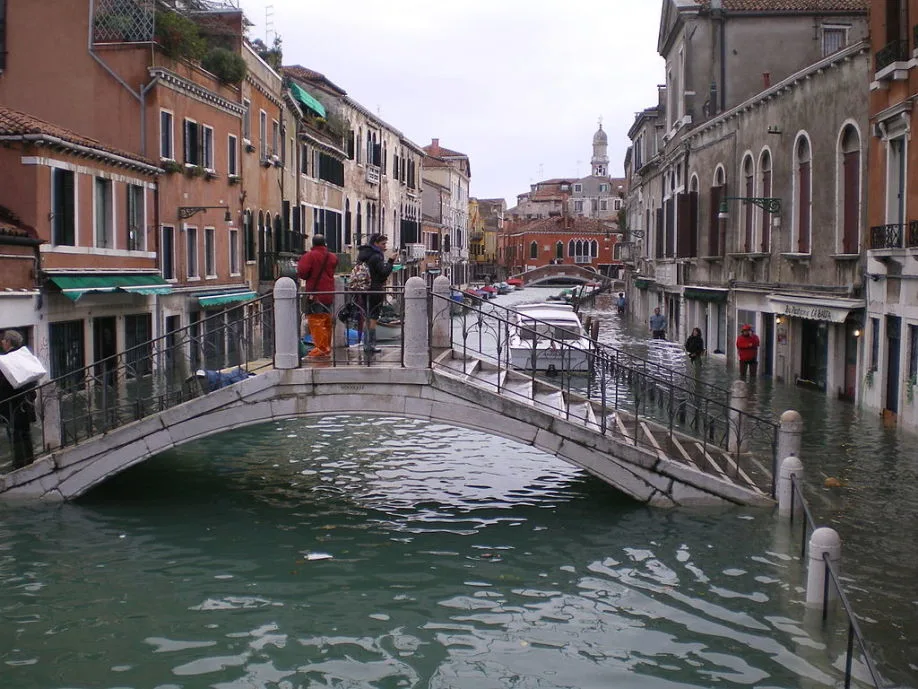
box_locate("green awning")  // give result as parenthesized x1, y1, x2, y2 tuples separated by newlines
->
(197, 291, 257, 308)
(49, 274, 172, 301)
(391, 264, 405, 272)
(684, 287, 729, 303)
(633, 278, 655, 290)
(290, 82, 326, 118)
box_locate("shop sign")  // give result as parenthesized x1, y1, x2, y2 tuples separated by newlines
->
(767, 296, 864, 323)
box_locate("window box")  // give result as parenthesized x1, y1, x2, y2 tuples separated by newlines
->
(162, 159, 182, 174)
(260, 157, 273, 168)
(204, 169, 218, 181)
(228, 174, 241, 185)
(781, 252, 811, 264)
(244, 140, 256, 153)
(185, 164, 204, 178)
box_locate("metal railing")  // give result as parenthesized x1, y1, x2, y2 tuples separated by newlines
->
(1, 294, 275, 473)
(908, 220, 918, 248)
(439, 293, 778, 495)
(875, 39, 909, 72)
(789, 475, 886, 688)
(868, 224, 903, 250)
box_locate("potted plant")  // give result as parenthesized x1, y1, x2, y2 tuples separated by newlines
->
(201, 47, 247, 85)
(228, 174, 241, 185)
(185, 164, 204, 178)
(244, 141, 256, 153)
(204, 169, 218, 181)
(162, 160, 183, 174)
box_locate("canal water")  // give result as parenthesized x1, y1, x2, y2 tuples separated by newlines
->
(0, 288, 915, 688)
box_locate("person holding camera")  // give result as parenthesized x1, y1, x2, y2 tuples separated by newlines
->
(356, 234, 398, 354)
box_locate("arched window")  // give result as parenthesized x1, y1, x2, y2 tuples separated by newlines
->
(741, 154, 755, 252)
(556, 241, 564, 260)
(258, 210, 266, 257)
(356, 202, 363, 245)
(794, 134, 812, 253)
(357, 128, 363, 164)
(839, 125, 860, 254)
(529, 240, 538, 259)
(273, 214, 283, 253)
(264, 212, 274, 255)
(708, 167, 726, 256)
(759, 150, 773, 252)
(591, 240, 598, 257)
(568, 239, 575, 257)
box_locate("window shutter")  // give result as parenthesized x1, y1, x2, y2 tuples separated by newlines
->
(655, 207, 664, 258)
(798, 162, 811, 252)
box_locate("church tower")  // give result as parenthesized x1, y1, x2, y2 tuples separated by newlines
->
(591, 118, 609, 177)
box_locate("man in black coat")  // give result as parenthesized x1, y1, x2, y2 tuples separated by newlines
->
(355, 233, 398, 354)
(0, 330, 37, 470)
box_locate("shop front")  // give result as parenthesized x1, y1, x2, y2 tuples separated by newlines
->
(767, 295, 864, 399)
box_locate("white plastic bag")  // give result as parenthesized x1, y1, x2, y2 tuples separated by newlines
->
(0, 346, 48, 389)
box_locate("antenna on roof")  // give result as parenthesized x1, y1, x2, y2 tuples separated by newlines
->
(538, 163, 544, 179)
(265, 5, 274, 43)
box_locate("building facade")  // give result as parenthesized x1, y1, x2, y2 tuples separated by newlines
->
(624, 0, 869, 400)
(422, 139, 471, 287)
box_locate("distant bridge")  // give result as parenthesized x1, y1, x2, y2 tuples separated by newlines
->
(509, 264, 623, 288)
(1, 278, 779, 508)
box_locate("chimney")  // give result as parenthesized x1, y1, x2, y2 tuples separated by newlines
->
(762, 72, 771, 89)
(430, 138, 440, 155)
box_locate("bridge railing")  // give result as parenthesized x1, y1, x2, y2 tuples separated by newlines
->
(438, 292, 778, 496)
(0, 294, 275, 473)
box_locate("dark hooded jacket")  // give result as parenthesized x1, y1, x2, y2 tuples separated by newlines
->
(356, 243, 394, 291)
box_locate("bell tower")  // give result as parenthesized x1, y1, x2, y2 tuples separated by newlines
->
(591, 117, 609, 177)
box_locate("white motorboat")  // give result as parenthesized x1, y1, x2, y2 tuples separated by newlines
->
(509, 303, 594, 372)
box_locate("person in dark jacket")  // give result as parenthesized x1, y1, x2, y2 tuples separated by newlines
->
(0, 330, 36, 469)
(297, 234, 338, 358)
(355, 233, 398, 354)
(684, 327, 705, 373)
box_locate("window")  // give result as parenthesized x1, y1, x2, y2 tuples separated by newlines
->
(0, 0, 6, 71)
(823, 26, 848, 55)
(184, 119, 200, 165)
(839, 125, 860, 254)
(759, 149, 773, 252)
(229, 230, 240, 275)
(870, 317, 880, 371)
(124, 314, 152, 379)
(160, 110, 174, 159)
(741, 154, 755, 252)
(908, 324, 918, 381)
(272, 120, 279, 157)
(259, 110, 267, 157)
(529, 241, 538, 259)
(600, 199, 608, 211)
(243, 211, 255, 262)
(49, 320, 85, 389)
(573, 184, 582, 193)
(599, 183, 609, 193)
(186, 226, 199, 278)
(794, 135, 812, 253)
(574, 200, 584, 213)
(126, 184, 144, 251)
(613, 198, 622, 210)
(242, 99, 251, 140)
(708, 167, 726, 256)
(203, 125, 214, 170)
(161, 226, 175, 280)
(52, 168, 76, 246)
(94, 177, 113, 248)
(228, 134, 238, 176)
(886, 135, 906, 227)
(556, 241, 564, 260)
(204, 228, 215, 277)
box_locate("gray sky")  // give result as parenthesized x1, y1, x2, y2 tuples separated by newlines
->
(237, 0, 664, 207)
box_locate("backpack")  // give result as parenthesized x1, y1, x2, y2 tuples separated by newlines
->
(348, 261, 371, 291)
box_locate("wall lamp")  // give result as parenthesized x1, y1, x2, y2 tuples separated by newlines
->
(718, 197, 782, 220)
(179, 205, 232, 222)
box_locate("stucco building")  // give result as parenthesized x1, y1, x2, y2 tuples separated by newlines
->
(623, 0, 869, 400)
(422, 139, 471, 286)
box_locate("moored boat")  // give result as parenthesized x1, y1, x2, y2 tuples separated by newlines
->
(509, 302, 593, 372)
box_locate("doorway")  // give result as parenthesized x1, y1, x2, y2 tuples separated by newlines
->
(885, 315, 901, 414)
(841, 320, 858, 401)
(762, 313, 774, 377)
(93, 316, 117, 384)
(799, 319, 828, 391)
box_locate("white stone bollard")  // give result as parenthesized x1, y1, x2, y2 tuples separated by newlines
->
(431, 275, 452, 350)
(777, 455, 804, 516)
(777, 410, 803, 469)
(332, 276, 347, 347)
(273, 277, 300, 370)
(806, 527, 841, 608)
(729, 379, 748, 454)
(403, 276, 430, 369)
(40, 382, 62, 453)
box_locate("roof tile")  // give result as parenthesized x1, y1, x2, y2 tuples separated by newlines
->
(697, 0, 867, 10)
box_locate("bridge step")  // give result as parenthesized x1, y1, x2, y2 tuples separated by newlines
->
(533, 384, 565, 415)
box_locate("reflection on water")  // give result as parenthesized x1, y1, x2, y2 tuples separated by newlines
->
(0, 287, 914, 688)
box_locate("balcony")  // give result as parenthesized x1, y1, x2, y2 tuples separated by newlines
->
(910, 221, 918, 248)
(869, 224, 904, 250)
(405, 243, 426, 261)
(875, 40, 910, 80)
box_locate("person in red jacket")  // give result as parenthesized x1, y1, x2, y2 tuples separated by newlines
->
(297, 235, 338, 358)
(735, 323, 761, 380)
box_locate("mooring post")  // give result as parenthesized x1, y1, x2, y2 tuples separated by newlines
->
(331, 276, 348, 347)
(806, 527, 841, 608)
(431, 275, 452, 350)
(777, 455, 804, 516)
(403, 276, 430, 369)
(728, 379, 748, 454)
(273, 277, 299, 370)
(777, 410, 803, 468)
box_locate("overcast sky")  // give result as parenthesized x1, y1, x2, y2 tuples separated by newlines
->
(237, 0, 664, 207)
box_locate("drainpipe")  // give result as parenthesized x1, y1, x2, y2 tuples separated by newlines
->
(87, 0, 159, 157)
(715, 3, 726, 112)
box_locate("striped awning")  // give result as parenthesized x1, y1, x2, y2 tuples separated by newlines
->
(48, 274, 172, 301)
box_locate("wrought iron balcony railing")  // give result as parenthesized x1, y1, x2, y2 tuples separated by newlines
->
(876, 39, 909, 72)
(909, 221, 918, 248)
(869, 224, 904, 250)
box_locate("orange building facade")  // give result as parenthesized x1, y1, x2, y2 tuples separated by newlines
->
(865, 0, 918, 427)
(499, 216, 621, 278)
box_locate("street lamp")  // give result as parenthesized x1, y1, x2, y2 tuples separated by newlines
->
(178, 205, 233, 222)
(718, 197, 781, 220)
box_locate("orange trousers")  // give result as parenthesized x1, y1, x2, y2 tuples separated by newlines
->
(307, 312, 332, 355)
